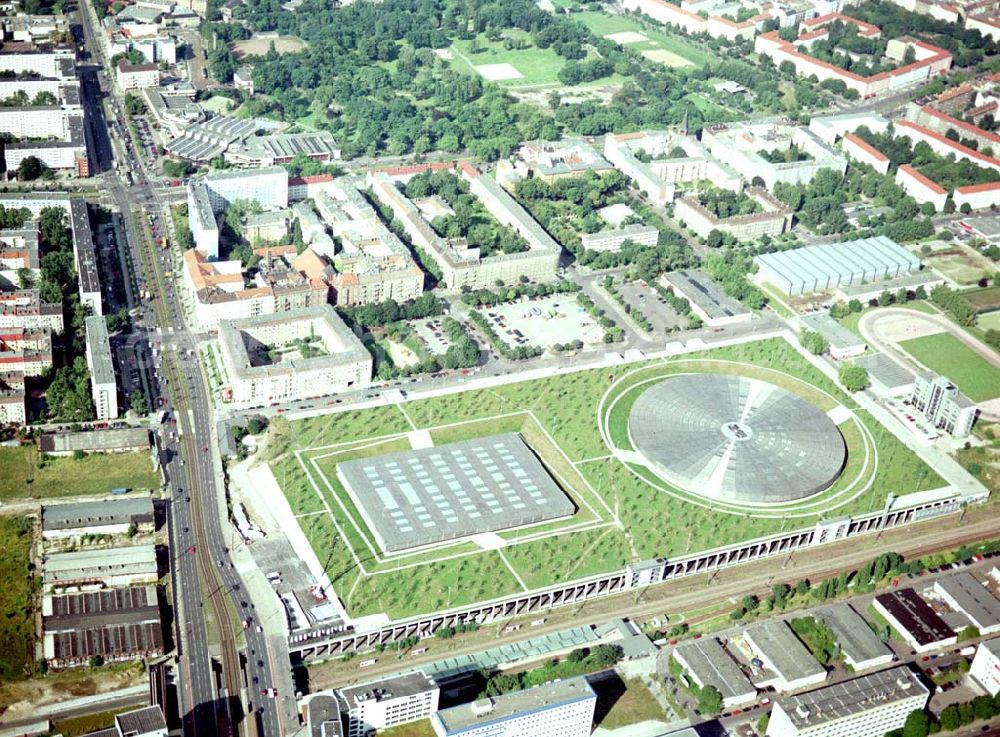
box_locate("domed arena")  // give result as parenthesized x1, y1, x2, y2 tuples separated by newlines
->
(627, 373, 847, 504)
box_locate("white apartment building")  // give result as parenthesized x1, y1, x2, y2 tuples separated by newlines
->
(911, 372, 977, 437)
(115, 59, 160, 92)
(187, 183, 219, 260)
(970, 639, 1000, 696)
(216, 305, 372, 408)
(131, 35, 177, 65)
(367, 163, 560, 290)
(896, 165, 948, 212)
(0, 51, 74, 79)
(201, 166, 289, 211)
(701, 121, 848, 191)
(580, 223, 659, 252)
(0, 106, 71, 140)
(766, 666, 929, 737)
(603, 130, 742, 205)
(84, 315, 119, 420)
(339, 671, 439, 737)
(432, 677, 596, 737)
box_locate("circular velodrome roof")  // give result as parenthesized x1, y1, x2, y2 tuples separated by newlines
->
(627, 374, 846, 504)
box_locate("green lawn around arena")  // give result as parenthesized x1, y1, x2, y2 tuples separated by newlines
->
(265, 337, 945, 620)
(899, 332, 1000, 402)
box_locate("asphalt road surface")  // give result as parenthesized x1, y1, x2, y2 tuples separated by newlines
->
(75, 0, 288, 732)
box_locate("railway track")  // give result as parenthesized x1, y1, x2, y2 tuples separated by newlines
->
(126, 198, 249, 736)
(312, 506, 999, 690)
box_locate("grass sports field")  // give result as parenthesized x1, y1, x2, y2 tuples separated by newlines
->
(266, 338, 944, 620)
(899, 333, 1000, 402)
(0, 446, 161, 502)
(448, 34, 570, 86)
(574, 11, 711, 67)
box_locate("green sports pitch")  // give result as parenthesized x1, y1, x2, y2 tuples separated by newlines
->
(265, 337, 945, 621)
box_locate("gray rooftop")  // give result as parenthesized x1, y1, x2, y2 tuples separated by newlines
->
(232, 132, 339, 161)
(204, 164, 286, 184)
(800, 313, 865, 351)
(745, 620, 827, 684)
(85, 315, 115, 385)
(963, 215, 1000, 239)
(337, 432, 574, 553)
(628, 374, 846, 504)
(114, 706, 168, 737)
(663, 270, 751, 321)
(42, 497, 154, 531)
(936, 572, 1000, 631)
(433, 677, 595, 735)
(39, 427, 150, 454)
(756, 236, 920, 295)
(855, 353, 915, 392)
(837, 269, 942, 298)
(44, 545, 157, 585)
(772, 666, 927, 730)
(422, 625, 598, 680)
(166, 117, 261, 161)
(71, 200, 101, 299)
(873, 589, 955, 647)
(674, 637, 755, 701)
(982, 639, 1000, 659)
(306, 694, 343, 737)
(340, 670, 436, 707)
(815, 604, 893, 668)
(594, 618, 657, 659)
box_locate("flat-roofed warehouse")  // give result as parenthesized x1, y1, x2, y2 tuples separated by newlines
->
(42, 497, 155, 539)
(933, 572, 1000, 634)
(43, 544, 158, 589)
(743, 620, 827, 692)
(673, 637, 756, 708)
(856, 353, 916, 396)
(755, 236, 921, 296)
(815, 604, 894, 671)
(799, 313, 866, 360)
(873, 588, 957, 653)
(42, 585, 163, 668)
(39, 427, 151, 455)
(766, 665, 928, 737)
(336, 433, 575, 553)
(660, 270, 752, 328)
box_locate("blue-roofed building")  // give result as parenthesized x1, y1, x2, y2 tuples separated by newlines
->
(754, 236, 921, 296)
(432, 677, 596, 737)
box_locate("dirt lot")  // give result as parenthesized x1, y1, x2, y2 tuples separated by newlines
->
(0, 662, 146, 718)
(915, 242, 997, 285)
(232, 35, 307, 59)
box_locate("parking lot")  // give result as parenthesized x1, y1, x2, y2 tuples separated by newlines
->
(246, 535, 345, 632)
(480, 295, 606, 352)
(411, 318, 453, 356)
(615, 280, 686, 334)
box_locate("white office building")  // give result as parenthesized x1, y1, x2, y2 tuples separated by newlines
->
(970, 639, 1000, 696)
(433, 677, 596, 737)
(84, 315, 118, 421)
(911, 372, 977, 437)
(765, 666, 929, 737)
(339, 671, 439, 737)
